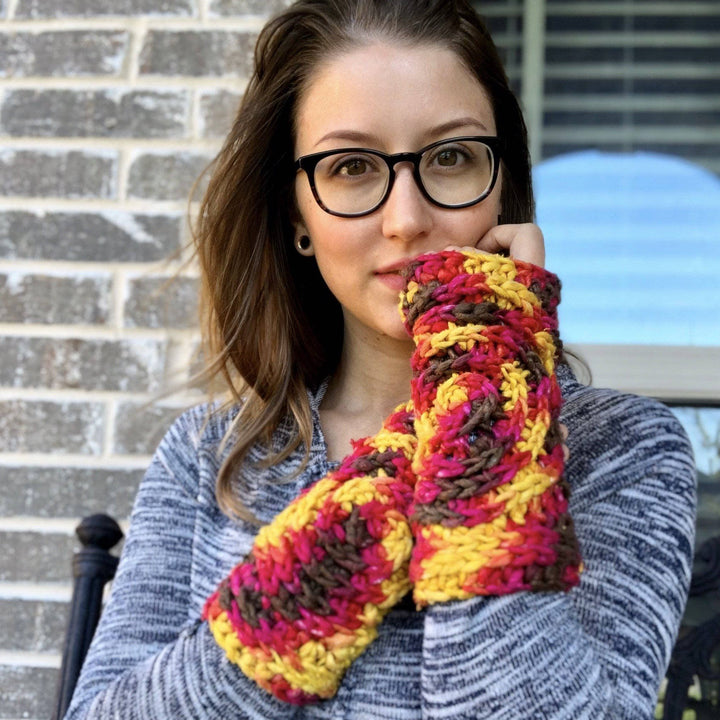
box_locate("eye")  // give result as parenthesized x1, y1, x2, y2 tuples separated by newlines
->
(339, 157, 370, 176)
(436, 149, 461, 167)
(324, 153, 381, 179)
(426, 143, 472, 170)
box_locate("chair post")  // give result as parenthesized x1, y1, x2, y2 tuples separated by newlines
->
(53, 514, 123, 720)
(663, 536, 720, 720)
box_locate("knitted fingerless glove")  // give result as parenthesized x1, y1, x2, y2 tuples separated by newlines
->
(401, 250, 582, 606)
(202, 405, 416, 705)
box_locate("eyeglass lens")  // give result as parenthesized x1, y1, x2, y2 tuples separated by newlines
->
(312, 139, 495, 215)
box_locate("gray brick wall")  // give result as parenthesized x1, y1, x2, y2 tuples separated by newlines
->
(0, 1, 291, 714)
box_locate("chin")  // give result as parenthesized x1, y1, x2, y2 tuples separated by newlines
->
(379, 324, 414, 344)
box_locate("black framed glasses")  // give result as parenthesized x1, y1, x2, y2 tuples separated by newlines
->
(295, 135, 503, 218)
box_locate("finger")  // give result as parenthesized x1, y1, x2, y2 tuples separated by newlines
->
(563, 443, 570, 462)
(559, 422, 569, 442)
(476, 223, 545, 267)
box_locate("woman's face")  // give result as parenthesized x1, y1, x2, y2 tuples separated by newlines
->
(293, 42, 502, 343)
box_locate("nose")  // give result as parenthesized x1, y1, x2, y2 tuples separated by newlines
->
(381, 163, 433, 242)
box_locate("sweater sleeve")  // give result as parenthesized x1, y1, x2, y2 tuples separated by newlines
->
(64, 408, 299, 720)
(402, 251, 696, 719)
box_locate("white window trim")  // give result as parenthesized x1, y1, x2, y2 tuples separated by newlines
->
(566, 344, 720, 404)
(521, 0, 546, 164)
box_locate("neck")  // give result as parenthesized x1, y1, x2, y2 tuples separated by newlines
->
(322, 323, 414, 423)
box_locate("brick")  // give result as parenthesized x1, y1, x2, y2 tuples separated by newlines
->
(113, 402, 184, 455)
(1, 89, 189, 138)
(0, 466, 141, 518)
(124, 275, 198, 329)
(0, 150, 116, 199)
(15, 0, 195, 17)
(0, 31, 128, 78)
(209, 0, 291, 14)
(0, 600, 69, 653)
(198, 89, 241, 138)
(139, 30, 255, 77)
(0, 272, 110, 324)
(0, 337, 168, 392)
(0, 530, 76, 582)
(0, 400, 104, 454)
(0, 666, 57, 719)
(0, 211, 181, 262)
(127, 152, 210, 201)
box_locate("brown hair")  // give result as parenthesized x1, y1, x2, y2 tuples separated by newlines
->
(193, 0, 534, 521)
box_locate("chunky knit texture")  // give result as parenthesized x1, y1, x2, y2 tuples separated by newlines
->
(201, 251, 583, 702)
(202, 406, 416, 704)
(401, 251, 582, 604)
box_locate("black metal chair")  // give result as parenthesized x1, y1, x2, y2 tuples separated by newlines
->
(53, 514, 124, 720)
(662, 535, 720, 720)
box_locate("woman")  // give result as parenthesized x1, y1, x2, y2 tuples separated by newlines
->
(65, 1, 696, 718)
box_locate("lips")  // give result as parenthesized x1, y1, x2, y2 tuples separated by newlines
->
(373, 257, 415, 292)
(375, 257, 416, 275)
(375, 272, 407, 292)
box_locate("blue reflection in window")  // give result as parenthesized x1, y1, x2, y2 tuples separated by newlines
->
(535, 151, 720, 346)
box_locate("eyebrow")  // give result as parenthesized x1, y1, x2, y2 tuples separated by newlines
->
(312, 117, 490, 149)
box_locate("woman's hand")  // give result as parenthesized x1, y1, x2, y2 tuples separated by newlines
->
(478, 222, 545, 266)
(445, 223, 545, 267)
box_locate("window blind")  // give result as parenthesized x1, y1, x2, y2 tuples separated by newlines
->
(476, 0, 720, 176)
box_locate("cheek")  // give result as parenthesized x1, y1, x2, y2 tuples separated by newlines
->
(472, 184, 503, 233)
(447, 195, 502, 245)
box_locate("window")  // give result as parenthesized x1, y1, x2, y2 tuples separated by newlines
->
(476, 0, 720, 403)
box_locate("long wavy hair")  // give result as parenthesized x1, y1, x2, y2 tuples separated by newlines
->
(193, 0, 534, 521)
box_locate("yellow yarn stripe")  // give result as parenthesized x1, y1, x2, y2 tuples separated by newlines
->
(209, 608, 375, 698)
(497, 361, 552, 460)
(462, 253, 541, 316)
(209, 565, 413, 698)
(254, 477, 340, 548)
(535, 330, 557, 374)
(413, 456, 559, 601)
(499, 361, 529, 410)
(418, 321, 489, 355)
(369, 426, 416, 456)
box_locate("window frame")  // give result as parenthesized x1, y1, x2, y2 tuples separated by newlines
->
(567, 344, 720, 403)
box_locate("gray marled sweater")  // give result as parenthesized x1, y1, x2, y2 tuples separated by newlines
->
(65, 364, 696, 720)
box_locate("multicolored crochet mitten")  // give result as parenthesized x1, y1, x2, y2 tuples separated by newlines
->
(202, 405, 416, 705)
(401, 250, 582, 607)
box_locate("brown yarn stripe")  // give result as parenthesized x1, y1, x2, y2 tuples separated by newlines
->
(217, 446, 410, 627)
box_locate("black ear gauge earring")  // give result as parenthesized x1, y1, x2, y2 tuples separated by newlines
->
(296, 235, 312, 254)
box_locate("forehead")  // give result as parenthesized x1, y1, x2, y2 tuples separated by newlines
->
(294, 42, 496, 152)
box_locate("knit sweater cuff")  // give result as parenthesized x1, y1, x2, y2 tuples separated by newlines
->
(400, 250, 582, 606)
(202, 405, 416, 705)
